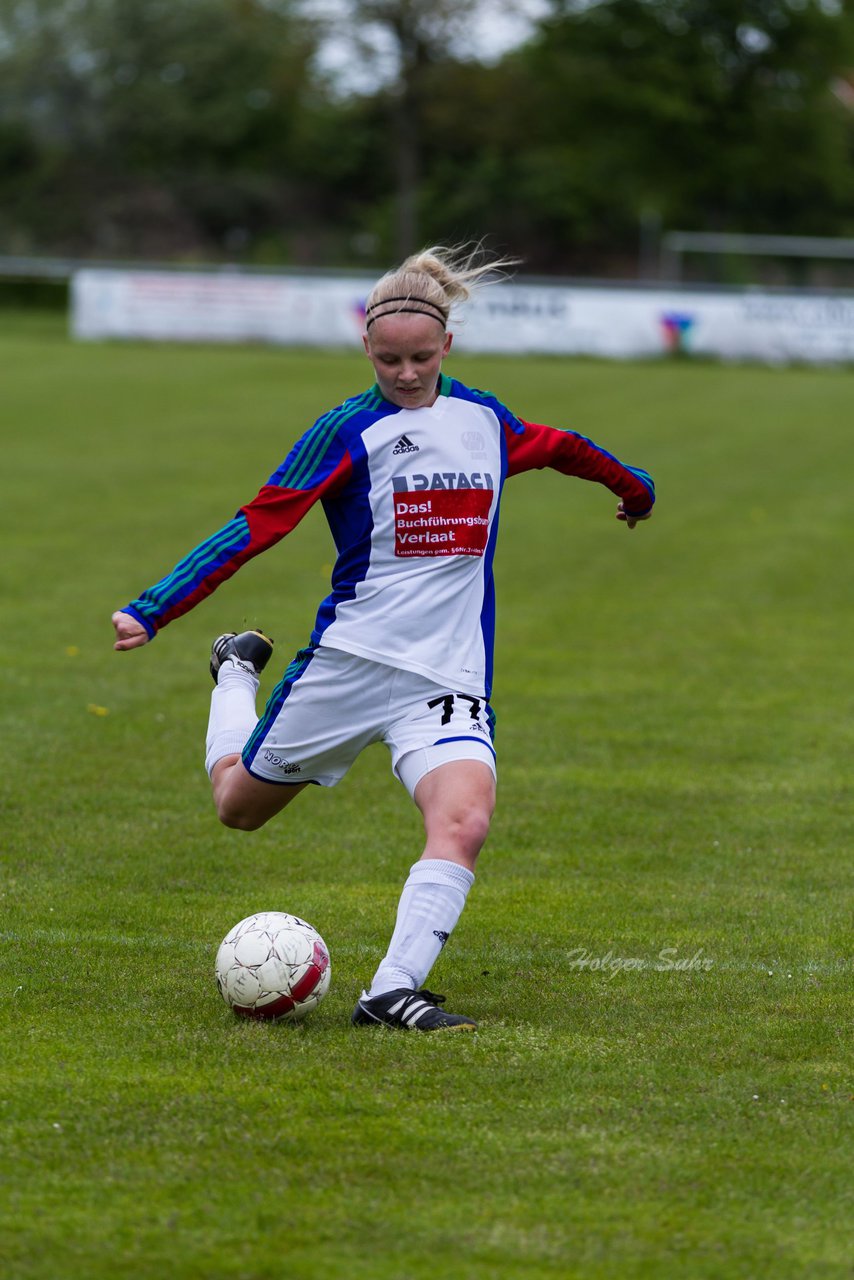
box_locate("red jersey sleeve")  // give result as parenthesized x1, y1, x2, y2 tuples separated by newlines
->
(123, 453, 352, 637)
(505, 419, 655, 516)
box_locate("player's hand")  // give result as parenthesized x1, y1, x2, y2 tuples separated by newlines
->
(616, 502, 653, 530)
(112, 610, 150, 651)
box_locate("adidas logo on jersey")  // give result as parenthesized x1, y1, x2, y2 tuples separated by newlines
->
(392, 435, 419, 455)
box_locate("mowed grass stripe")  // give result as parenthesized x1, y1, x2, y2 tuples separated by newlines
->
(2, 928, 850, 975)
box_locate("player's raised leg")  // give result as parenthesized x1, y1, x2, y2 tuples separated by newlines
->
(206, 630, 307, 830)
(210, 757, 307, 831)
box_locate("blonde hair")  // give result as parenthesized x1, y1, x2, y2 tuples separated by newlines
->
(365, 243, 519, 331)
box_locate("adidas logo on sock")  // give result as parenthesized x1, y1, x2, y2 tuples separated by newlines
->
(392, 435, 419, 455)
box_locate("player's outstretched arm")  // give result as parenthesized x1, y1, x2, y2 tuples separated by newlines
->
(616, 502, 653, 530)
(502, 418, 655, 526)
(112, 610, 150, 651)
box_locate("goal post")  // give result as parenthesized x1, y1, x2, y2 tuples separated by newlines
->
(660, 231, 854, 285)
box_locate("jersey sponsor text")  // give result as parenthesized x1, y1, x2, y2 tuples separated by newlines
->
(392, 471, 494, 492)
(394, 489, 492, 557)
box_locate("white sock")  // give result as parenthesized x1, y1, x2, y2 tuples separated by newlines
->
(367, 858, 475, 998)
(204, 659, 259, 777)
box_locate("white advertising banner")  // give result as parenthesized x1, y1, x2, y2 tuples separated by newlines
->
(462, 284, 854, 362)
(70, 269, 375, 346)
(71, 268, 854, 364)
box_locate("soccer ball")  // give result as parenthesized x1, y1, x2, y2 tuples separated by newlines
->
(215, 911, 331, 1022)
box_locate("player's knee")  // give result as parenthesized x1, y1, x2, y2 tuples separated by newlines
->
(212, 763, 265, 830)
(442, 804, 493, 858)
(216, 800, 266, 831)
(468, 807, 493, 855)
(213, 786, 268, 831)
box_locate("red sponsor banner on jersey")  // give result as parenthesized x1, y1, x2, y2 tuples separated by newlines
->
(393, 489, 492, 557)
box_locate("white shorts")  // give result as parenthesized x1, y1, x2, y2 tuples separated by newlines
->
(241, 645, 497, 798)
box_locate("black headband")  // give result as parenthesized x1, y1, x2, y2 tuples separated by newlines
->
(365, 295, 447, 329)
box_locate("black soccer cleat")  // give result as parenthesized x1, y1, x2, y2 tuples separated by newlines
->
(351, 987, 477, 1032)
(210, 630, 274, 684)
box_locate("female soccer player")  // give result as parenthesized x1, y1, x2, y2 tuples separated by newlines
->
(112, 246, 655, 1032)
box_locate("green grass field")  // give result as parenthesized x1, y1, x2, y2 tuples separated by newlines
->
(1, 310, 852, 1279)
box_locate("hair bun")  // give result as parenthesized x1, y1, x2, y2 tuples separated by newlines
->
(365, 243, 520, 328)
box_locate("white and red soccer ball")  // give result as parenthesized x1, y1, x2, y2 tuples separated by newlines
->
(215, 911, 331, 1021)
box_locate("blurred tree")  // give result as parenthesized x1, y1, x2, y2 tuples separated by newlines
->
(0, 0, 322, 257)
(349, 0, 854, 274)
(313, 0, 501, 256)
(0, 0, 852, 272)
(476, 0, 854, 271)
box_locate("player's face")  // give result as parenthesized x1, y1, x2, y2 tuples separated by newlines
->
(363, 312, 453, 410)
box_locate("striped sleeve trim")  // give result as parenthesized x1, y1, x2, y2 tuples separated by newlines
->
(126, 514, 251, 629)
(274, 387, 382, 491)
(623, 464, 656, 507)
(155, 515, 249, 603)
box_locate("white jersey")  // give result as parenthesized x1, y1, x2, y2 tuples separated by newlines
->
(313, 387, 502, 695)
(125, 374, 655, 699)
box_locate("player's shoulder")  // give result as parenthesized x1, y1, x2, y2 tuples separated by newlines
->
(447, 378, 524, 435)
(311, 384, 388, 435)
(268, 386, 389, 489)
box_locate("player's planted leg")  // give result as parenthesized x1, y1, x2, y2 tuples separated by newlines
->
(352, 987, 477, 1031)
(352, 760, 494, 1031)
